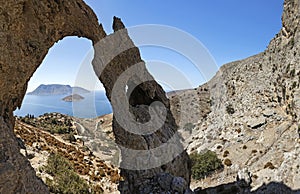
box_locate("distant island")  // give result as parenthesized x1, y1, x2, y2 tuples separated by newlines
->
(27, 84, 90, 96)
(62, 94, 84, 102)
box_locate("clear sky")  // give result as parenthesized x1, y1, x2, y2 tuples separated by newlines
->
(27, 0, 284, 92)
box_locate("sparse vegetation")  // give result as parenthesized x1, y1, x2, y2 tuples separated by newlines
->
(42, 153, 99, 194)
(19, 113, 74, 135)
(226, 104, 235, 114)
(292, 81, 297, 89)
(224, 158, 232, 166)
(190, 150, 224, 180)
(264, 162, 275, 169)
(251, 149, 258, 154)
(290, 69, 296, 77)
(223, 150, 229, 157)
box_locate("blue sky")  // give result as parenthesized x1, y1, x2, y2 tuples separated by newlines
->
(27, 0, 284, 92)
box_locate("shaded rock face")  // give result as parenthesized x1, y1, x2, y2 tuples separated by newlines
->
(92, 17, 191, 193)
(0, 0, 105, 193)
(1, 1, 190, 194)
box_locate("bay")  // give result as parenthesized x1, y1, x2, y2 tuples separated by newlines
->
(14, 90, 112, 118)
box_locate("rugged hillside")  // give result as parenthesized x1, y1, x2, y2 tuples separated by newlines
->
(14, 113, 119, 194)
(169, 0, 300, 193)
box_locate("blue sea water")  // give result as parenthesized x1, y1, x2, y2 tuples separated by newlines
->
(14, 91, 112, 118)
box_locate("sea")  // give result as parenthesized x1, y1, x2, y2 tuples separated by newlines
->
(14, 90, 112, 118)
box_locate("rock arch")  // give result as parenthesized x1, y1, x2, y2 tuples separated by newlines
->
(0, 0, 190, 193)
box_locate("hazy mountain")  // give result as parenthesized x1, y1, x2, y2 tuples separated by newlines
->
(27, 84, 90, 96)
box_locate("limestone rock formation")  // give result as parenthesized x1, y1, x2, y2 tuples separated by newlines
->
(92, 17, 191, 193)
(181, 0, 300, 193)
(0, 0, 105, 193)
(1, 1, 190, 193)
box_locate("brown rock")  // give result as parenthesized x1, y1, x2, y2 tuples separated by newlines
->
(0, 0, 105, 193)
(1, 1, 190, 193)
(92, 17, 191, 193)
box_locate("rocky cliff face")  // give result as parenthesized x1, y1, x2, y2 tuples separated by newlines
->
(170, 0, 300, 193)
(0, 1, 191, 193)
(92, 17, 191, 193)
(0, 0, 105, 193)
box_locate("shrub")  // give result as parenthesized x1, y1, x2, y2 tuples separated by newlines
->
(264, 162, 275, 169)
(251, 150, 257, 154)
(292, 81, 297, 89)
(43, 153, 95, 194)
(224, 158, 232, 166)
(290, 69, 296, 77)
(66, 133, 76, 143)
(223, 150, 229, 157)
(190, 150, 224, 180)
(226, 104, 235, 114)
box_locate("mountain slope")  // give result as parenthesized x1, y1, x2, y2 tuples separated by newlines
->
(14, 113, 119, 194)
(168, 0, 300, 192)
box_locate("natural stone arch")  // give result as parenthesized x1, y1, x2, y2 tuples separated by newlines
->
(0, 1, 191, 193)
(0, 1, 105, 193)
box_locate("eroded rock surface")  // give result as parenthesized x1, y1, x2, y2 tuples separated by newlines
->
(1, 1, 190, 193)
(92, 17, 191, 193)
(0, 0, 105, 193)
(185, 0, 300, 193)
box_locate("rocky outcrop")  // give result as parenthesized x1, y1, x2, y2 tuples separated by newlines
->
(1, 1, 190, 193)
(0, 0, 105, 193)
(185, 0, 300, 193)
(92, 17, 191, 193)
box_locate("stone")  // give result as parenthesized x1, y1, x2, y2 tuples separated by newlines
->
(237, 168, 252, 188)
(171, 176, 187, 193)
(246, 116, 266, 129)
(158, 173, 173, 191)
(262, 109, 275, 117)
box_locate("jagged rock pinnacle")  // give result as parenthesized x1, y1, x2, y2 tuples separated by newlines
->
(113, 16, 126, 32)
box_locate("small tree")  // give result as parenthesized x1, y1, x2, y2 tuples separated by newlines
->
(190, 150, 224, 180)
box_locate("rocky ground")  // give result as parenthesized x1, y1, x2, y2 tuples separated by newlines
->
(14, 113, 120, 194)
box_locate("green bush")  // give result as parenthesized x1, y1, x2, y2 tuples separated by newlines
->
(43, 153, 93, 194)
(190, 150, 224, 180)
(226, 104, 235, 114)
